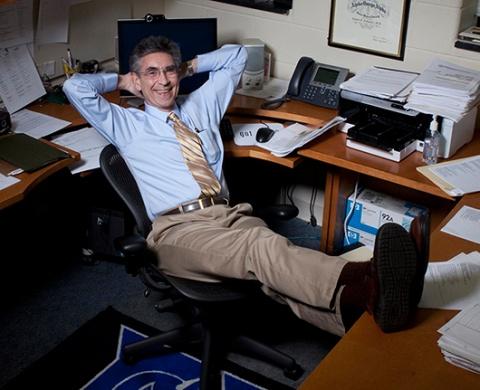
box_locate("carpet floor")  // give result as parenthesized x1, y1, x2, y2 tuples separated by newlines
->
(4, 307, 297, 389)
(0, 218, 339, 389)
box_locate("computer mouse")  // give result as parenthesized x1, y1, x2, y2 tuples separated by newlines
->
(255, 127, 275, 143)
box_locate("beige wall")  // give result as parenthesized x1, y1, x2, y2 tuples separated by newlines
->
(34, 0, 479, 80)
(162, 0, 480, 79)
(34, 0, 166, 78)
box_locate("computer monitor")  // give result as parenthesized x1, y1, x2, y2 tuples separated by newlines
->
(117, 15, 217, 97)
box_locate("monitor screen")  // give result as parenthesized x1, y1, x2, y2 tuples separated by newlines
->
(117, 16, 217, 97)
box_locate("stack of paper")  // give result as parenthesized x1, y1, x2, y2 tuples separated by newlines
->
(232, 117, 345, 157)
(339, 66, 418, 102)
(437, 304, 480, 374)
(52, 127, 109, 174)
(419, 251, 480, 311)
(417, 155, 480, 197)
(419, 251, 480, 374)
(405, 58, 480, 122)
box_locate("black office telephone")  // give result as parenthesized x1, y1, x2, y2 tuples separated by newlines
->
(286, 57, 349, 109)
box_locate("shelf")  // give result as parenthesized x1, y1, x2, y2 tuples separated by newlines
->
(455, 39, 480, 52)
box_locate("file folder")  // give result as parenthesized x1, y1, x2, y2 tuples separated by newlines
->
(0, 133, 69, 173)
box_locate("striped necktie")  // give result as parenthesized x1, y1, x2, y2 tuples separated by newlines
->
(168, 112, 221, 198)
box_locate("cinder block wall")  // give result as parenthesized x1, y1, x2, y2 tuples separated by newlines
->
(162, 0, 480, 79)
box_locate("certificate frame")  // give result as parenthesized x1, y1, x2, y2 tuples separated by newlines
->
(328, 0, 411, 60)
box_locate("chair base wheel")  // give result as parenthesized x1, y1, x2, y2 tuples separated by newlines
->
(122, 352, 138, 365)
(283, 363, 304, 380)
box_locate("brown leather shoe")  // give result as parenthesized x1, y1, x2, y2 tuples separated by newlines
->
(409, 216, 430, 306)
(368, 223, 419, 333)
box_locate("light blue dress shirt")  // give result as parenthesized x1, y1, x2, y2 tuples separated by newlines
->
(63, 45, 247, 220)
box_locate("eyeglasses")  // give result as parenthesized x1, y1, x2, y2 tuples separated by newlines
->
(139, 64, 178, 79)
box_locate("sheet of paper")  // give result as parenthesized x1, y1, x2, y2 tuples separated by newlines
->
(438, 304, 480, 349)
(441, 206, 480, 244)
(263, 117, 345, 157)
(340, 66, 417, 102)
(429, 155, 480, 195)
(11, 109, 70, 139)
(0, 171, 20, 190)
(437, 303, 480, 371)
(36, 0, 70, 45)
(419, 260, 480, 310)
(448, 251, 480, 264)
(0, 45, 46, 113)
(0, 0, 34, 48)
(236, 77, 289, 100)
(52, 127, 109, 174)
(441, 348, 480, 374)
(339, 246, 372, 262)
(411, 58, 480, 97)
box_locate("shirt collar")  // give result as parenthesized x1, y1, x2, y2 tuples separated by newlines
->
(144, 102, 180, 123)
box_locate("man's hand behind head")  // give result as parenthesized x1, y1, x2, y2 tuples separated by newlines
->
(118, 72, 144, 99)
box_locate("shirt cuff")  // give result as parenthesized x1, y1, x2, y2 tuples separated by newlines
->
(104, 73, 119, 92)
(196, 49, 219, 74)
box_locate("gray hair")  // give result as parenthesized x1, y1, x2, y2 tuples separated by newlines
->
(129, 35, 182, 74)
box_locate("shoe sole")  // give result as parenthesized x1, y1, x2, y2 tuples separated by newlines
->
(373, 223, 418, 333)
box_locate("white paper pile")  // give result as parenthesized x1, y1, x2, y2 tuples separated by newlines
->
(232, 117, 345, 157)
(260, 117, 345, 157)
(339, 66, 418, 102)
(52, 127, 109, 174)
(405, 58, 480, 122)
(419, 251, 480, 310)
(438, 303, 480, 374)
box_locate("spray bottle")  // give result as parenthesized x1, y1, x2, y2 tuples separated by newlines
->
(423, 115, 441, 165)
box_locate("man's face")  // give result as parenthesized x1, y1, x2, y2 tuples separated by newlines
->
(134, 52, 180, 112)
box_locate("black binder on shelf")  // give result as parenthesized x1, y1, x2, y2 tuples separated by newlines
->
(0, 133, 69, 173)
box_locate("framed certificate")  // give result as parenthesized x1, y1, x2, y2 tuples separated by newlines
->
(328, 0, 411, 60)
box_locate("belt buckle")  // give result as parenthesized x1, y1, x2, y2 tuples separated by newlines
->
(198, 197, 213, 210)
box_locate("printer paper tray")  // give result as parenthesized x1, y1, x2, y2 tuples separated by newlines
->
(346, 139, 417, 162)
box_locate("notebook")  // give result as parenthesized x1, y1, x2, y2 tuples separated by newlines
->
(0, 133, 69, 173)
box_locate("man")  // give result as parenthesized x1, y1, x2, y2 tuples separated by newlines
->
(63, 36, 426, 337)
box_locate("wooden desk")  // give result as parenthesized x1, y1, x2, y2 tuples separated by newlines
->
(228, 95, 479, 254)
(229, 94, 332, 126)
(298, 128, 480, 253)
(225, 95, 339, 169)
(0, 95, 96, 209)
(0, 139, 80, 210)
(1, 93, 320, 209)
(299, 194, 480, 390)
(27, 92, 336, 173)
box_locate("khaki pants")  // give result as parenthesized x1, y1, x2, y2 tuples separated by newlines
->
(147, 203, 348, 336)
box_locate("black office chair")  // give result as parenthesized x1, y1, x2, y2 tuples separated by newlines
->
(99, 144, 303, 390)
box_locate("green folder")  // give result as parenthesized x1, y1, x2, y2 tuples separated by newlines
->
(0, 133, 69, 173)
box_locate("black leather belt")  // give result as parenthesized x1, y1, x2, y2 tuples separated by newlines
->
(163, 196, 229, 215)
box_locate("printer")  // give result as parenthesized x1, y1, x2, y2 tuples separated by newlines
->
(339, 90, 477, 162)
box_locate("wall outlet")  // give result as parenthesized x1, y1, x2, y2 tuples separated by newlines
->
(42, 60, 56, 77)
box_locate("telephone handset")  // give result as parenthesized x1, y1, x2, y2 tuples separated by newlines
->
(286, 56, 349, 109)
(287, 56, 314, 96)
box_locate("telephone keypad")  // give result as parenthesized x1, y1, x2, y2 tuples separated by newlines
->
(301, 85, 339, 108)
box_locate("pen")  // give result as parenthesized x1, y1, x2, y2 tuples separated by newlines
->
(61, 57, 70, 78)
(67, 48, 73, 67)
(373, 66, 419, 75)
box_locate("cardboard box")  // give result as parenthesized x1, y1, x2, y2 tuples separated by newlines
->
(344, 188, 428, 248)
